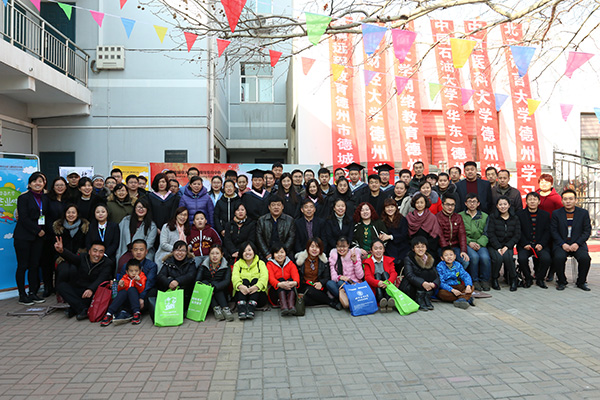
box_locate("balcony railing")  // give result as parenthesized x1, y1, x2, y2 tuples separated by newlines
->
(1, 0, 89, 86)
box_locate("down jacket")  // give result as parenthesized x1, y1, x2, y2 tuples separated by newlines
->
(197, 257, 232, 293)
(156, 252, 197, 291)
(486, 210, 521, 250)
(179, 185, 214, 226)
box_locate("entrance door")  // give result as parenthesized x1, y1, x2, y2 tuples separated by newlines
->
(40, 151, 75, 179)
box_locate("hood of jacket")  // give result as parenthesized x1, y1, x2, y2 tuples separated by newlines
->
(53, 218, 90, 235)
(295, 249, 327, 265)
(184, 184, 208, 199)
(162, 251, 195, 263)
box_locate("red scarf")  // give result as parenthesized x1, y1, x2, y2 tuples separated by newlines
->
(406, 209, 441, 238)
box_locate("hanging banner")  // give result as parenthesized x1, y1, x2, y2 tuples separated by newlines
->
(465, 20, 505, 172)
(501, 23, 542, 201)
(430, 20, 473, 169)
(58, 166, 94, 179)
(0, 158, 39, 292)
(329, 32, 360, 171)
(110, 162, 150, 190)
(393, 21, 429, 172)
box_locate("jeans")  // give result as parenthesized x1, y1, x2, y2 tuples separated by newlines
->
(326, 280, 349, 297)
(466, 246, 491, 282)
(108, 287, 141, 315)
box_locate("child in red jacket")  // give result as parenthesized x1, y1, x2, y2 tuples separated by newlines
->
(101, 259, 147, 326)
(266, 244, 299, 316)
(187, 211, 222, 264)
(363, 240, 398, 312)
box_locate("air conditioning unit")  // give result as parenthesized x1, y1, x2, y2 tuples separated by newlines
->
(96, 46, 125, 70)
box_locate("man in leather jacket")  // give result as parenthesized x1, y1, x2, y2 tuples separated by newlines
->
(256, 197, 296, 260)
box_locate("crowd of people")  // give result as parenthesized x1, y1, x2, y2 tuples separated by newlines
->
(12, 160, 592, 324)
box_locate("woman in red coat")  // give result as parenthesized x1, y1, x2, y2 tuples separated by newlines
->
(363, 240, 398, 312)
(536, 173, 563, 216)
(266, 244, 300, 316)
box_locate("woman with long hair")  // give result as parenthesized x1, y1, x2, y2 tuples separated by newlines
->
(275, 172, 301, 218)
(324, 198, 354, 254)
(107, 183, 133, 224)
(148, 173, 179, 239)
(155, 206, 190, 265)
(352, 202, 388, 257)
(222, 203, 256, 262)
(379, 197, 410, 267)
(405, 193, 442, 259)
(117, 197, 157, 262)
(304, 178, 326, 219)
(85, 203, 120, 262)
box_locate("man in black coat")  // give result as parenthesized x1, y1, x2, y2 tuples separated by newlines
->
(352, 174, 391, 216)
(256, 197, 296, 260)
(295, 198, 326, 253)
(517, 192, 551, 289)
(492, 170, 523, 214)
(455, 161, 493, 213)
(551, 189, 592, 291)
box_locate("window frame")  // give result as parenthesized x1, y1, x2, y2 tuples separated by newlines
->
(240, 62, 274, 104)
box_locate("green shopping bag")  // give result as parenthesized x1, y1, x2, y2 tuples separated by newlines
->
(154, 288, 184, 327)
(385, 281, 419, 315)
(186, 282, 214, 322)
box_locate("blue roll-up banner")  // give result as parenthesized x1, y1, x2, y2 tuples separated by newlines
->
(0, 158, 39, 291)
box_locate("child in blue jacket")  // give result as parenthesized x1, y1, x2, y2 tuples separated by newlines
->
(436, 247, 474, 309)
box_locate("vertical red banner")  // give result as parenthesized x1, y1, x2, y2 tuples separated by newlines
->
(501, 23, 542, 199)
(393, 21, 429, 172)
(330, 34, 360, 171)
(465, 20, 505, 172)
(430, 20, 473, 169)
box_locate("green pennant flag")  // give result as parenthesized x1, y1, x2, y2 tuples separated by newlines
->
(429, 83, 442, 101)
(58, 2, 72, 20)
(306, 12, 332, 46)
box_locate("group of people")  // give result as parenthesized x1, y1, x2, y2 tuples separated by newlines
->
(12, 159, 592, 323)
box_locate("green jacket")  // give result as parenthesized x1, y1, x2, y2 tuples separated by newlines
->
(459, 210, 489, 247)
(232, 256, 268, 294)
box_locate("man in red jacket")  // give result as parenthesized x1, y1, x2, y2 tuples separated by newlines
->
(436, 195, 470, 269)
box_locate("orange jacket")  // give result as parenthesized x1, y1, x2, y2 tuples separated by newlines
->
(118, 272, 147, 294)
(266, 258, 300, 288)
(363, 256, 398, 293)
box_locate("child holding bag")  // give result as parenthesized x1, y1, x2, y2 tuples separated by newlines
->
(101, 259, 147, 326)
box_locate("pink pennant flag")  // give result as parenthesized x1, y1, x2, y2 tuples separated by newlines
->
(301, 57, 315, 75)
(120, 0, 127, 9)
(560, 104, 574, 121)
(461, 88, 474, 105)
(221, 0, 247, 33)
(391, 29, 417, 63)
(216, 38, 230, 57)
(29, 0, 40, 11)
(564, 51, 594, 78)
(184, 32, 198, 52)
(90, 11, 105, 27)
(395, 76, 409, 94)
(269, 50, 282, 67)
(364, 70, 377, 86)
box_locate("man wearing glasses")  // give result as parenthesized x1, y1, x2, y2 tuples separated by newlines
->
(436, 194, 470, 269)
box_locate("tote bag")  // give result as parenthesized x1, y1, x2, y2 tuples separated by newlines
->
(186, 282, 214, 322)
(88, 281, 112, 322)
(345, 282, 378, 317)
(385, 281, 419, 315)
(154, 288, 184, 327)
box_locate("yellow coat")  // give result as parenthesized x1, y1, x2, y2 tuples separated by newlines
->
(231, 256, 268, 294)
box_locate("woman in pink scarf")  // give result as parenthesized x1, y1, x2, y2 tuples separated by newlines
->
(406, 193, 442, 262)
(155, 207, 190, 265)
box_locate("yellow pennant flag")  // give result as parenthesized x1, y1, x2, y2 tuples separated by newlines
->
(331, 64, 345, 81)
(527, 98, 541, 115)
(450, 38, 477, 68)
(154, 25, 168, 43)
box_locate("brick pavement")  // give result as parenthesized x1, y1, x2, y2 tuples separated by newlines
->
(0, 261, 600, 399)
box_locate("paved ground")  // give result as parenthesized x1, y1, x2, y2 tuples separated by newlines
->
(1, 259, 600, 400)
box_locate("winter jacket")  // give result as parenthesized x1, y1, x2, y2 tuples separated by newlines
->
(295, 250, 331, 287)
(13, 191, 49, 241)
(106, 197, 133, 224)
(363, 255, 398, 293)
(486, 211, 521, 250)
(256, 213, 296, 259)
(408, 176, 426, 195)
(117, 257, 157, 299)
(459, 210, 489, 247)
(537, 188, 563, 216)
(119, 272, 147, 294)
(324, 214, 354, 254)
(294, 216, 326, 254)
(187, 224, 222, 257)
(396, 196, 412, 217)
(156, 253, 197, 291)
(274, 190, 301, 219)
(436, 260, 473, 292)
(434, 182, 457, 199)
(58, 247, 114, 292)
(197, 257, 232, 292)
(456, 178, 493, 214)
(231, 256, 268, 294)
(148, 191, 179, 232)
(352, 220, 388, 251)
(328, 247, 364, 283)
(209, 191, 223, 206)
(85, 221, 120, 261)
(399, 251, 440, 297)
(179, 185, 215, 226)
(517, 208, 551, 250)
(155, 223, 187, 265)
(76, 194, 105, 222)
(213, 194, 242, 234)
(491, 185, 523, 215)
(266, 257, 300, 288)
(383, 218, 410, 262)
(117, 216, 158, 261)
(53, 218, 90, 255)
(551, 206, 591, 251)
(436, 212, 468, 253)
(222, 219, 256, 259)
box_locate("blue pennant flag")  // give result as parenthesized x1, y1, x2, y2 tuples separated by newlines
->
(121, 17, 136, 39)
(594, 108, 600, 124)
(362, 24, 387, 56)
(364, 70, 377, 86)
(494, 93, 509, 112)
(2, 0, 7, 6)
(510, 45, 536, 77)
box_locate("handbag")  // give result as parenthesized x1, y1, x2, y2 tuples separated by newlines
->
(385, 280, 419, 315)
(345, 281, 378, 317)
(88, 281, 113, 322)
(186, 282, 214, 322)
(154, 288, 184, 327)
(294, 288, 306, 316)
(338, 281, 350, 309)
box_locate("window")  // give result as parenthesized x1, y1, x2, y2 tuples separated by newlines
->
(247, 0, 272, 14)
(241, 63, 274, 103)
(581, 113, 600, 160)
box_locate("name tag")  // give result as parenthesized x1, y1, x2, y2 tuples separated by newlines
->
(38, 215, 45, 225)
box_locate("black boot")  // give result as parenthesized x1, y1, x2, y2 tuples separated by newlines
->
(278, 290, 289, 316)
(237, 301, 247, 320)
(491, 278, 501, 290)
(536, 279, 548, 289)
(424, 290, 434, 310)
(510, 277, 518, 292)
(246, 300, 256, 320)
(416, 290, 428, 311)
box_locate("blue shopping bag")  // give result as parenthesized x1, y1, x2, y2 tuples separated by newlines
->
(344, 282, 378, 317)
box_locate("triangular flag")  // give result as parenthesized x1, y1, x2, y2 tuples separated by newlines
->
(362, 24, 387, 56)
(391, 29, 416, 63)
(2, 0, 6, 6)
(364, 70, 377, 86)
(560, 104, 574, 121)
(494, 93, 509, 112)
(120, 0, 127, 9)
(154, 26, 167, 43)
(510, 45, 536, 77)
(594, 108, 600, 124)
(216, 39, 230, 57)
(429, 83, 442, 100)
(301, 57, 315, 75)
(305, 13, 332, 46)
(90, 11, 104, 27)
(58, 3, 72, 20)
(461, 89, 474, 105)
(564, 51, 594, 78)
(450, 38, 477, 68)
(221, 0, 247, 33)
(121, 18, 136, 39)
(527, 99, 540, 116)
(184, 32, 198, 52)
(395, 76, 409, 94)
(269, 50, 282, 67)
(331, 64, 344, 82)
(29, 0, 40, 11)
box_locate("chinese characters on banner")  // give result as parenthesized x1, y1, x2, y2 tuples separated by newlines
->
(465, 20, 505, 172)
(393, 21, 429, 172)
(330, 34, 361, 171)
(501, 23, 541, 200)
(430, 20, 473, 168)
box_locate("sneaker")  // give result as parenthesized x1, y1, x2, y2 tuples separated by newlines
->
(28, 293, 46, 304)
(453, 298, 470, 310)
(100, 314, 113, 327)
(113, 310, 133, 325)
(387, 298, 395, 312)
(223, 307, 234, 322)
(213, 306, 225, 321)
(473, 282, 483, 292)
(131, 312, 141, 325)
(18, 295, 34, 306)
(379, 298, 388, 312)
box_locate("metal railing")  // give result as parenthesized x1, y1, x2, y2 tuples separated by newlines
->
(1, 0, 89, 86)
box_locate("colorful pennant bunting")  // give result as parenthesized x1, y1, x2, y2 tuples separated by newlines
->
(184, 32, 198, 52)
(221, 0, 247, 33)
(121, 18, 135, 39)
(594, 108, 600, 124)
(364, 70, 377, 86)
(301, 57, 315, 75)
(154, 26, 167, 43)
(362, 24, 387, 56)
(461, 88, 474, 105)
(394, 76, 409, 94)
(216, 39, 230, 57)
(305, 13, 332, 46)
(120, 0, 127, 9)
(527, 99, 541, 116)
(29, 0, 40, 11)
(90, 11, 105, 27)
(429, 83, 442, 100)
(391, 29, 417, 63)
(58, 3, 72, 20)
(564, 51, 594, 78)
(450, 38, 477, 68)
(2, 0, 6, 7)
(331, 64, 344, 81)
(269, 50, 282, 67)
(560, 104, 574, 121)
(510, 46, 536, 77)
(494, 93, 509, 112)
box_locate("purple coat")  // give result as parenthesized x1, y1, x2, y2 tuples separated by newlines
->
(179, 185, 215, 226)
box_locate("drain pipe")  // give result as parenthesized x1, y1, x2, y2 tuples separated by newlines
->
(207, 37, 215, 163)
